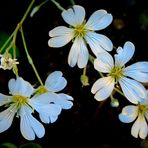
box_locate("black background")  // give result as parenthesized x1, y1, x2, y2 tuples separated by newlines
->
(0, 0, 148, 147)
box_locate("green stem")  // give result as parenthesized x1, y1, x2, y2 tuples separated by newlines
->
(20, 27, 43, 86)
(70, 0, 75, 5)
(38, 0, 49, 8)
(89, 54, 104, 77)
(20, 0, 35, 25)
(51, 0, 65, 11)
(114, 87, 125, 97)
(0, 31, 15, 53)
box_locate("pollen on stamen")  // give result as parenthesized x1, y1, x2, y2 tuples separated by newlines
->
(74, 24, 86, 37)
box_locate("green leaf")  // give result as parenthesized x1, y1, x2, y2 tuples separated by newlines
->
(0, 31, 20, 57)
(19, 143, 42, 148)
(0, 142, 17, 148)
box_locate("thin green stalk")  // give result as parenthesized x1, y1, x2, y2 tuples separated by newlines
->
(20, 27, 43, 86)
(89, 54, 104, 77)
(38, 0, 49, 8)
(51, 0, 65, 11)
(0, 31, 15, 53)
(20, 0, 35, 25)
(114, 87, 124, 97)
(70, 0, 75, 5)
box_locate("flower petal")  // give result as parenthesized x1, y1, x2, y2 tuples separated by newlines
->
(55, 93, 73, 109)
(119, 77, 147, 104)
(39, 104, 62, 124)
(77, 38, 89, 68)
(115, 41, 135, 67)
(30, 92, 57, 105)
(0, 94, 12, 107)
(91, 76, 114, 101)
(85, 32, 113, 55)
(124, 62, 148, 83)
(0, 105, 16, 133)
(85, 9, 113, 31)
(20, 106, 45, 140)
(48, 26, 74, 47)
(68, 38, 89, 68)
(45, 71, 67, 92)
(131, 115, 148, 139)
(119, 105, 138, 123)
(94, 52, 114, 73)
(8, 77, 34, 97)
(61, 5, 85, 27)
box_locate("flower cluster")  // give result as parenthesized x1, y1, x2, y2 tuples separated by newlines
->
(0, 71, 73, 140)
(1, 0, 148, 142)
(48, 4, 148, 139)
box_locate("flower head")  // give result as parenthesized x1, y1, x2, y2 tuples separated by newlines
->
(35, 71, 73, 114)
(48, 5, 113, 68)
(119, 93, 148, 139)
(0, 77, 62, 140)
(0, 53, 19, 70)
(91, 41, 148, 104)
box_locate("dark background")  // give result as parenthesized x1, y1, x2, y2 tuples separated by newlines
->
(0, 0, 148, 147)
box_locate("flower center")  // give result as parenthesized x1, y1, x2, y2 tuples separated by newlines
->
(109, 66, 123, 81)
(12, 95, 28, 106)
(138, 104, 148, 115)
(74, 24, 86, 38)
(35, 86, 48, 96)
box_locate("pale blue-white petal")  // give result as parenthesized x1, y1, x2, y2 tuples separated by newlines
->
(0, 105, 16, 133)
(61, 5, 85, 27)
(119, 105, 138, 123)
(77, 38, 89, 68)
(85, 32, 113, 55)
(40, 113, 59, 124)
(55, 93, 73, 109)
(0, 94, 12, 107)
(20, 106, 45, 140)
(45, 71, 67, 92)
(68, 37, 88, 68)
(115, 41, 135, 67)
(91, 76, 114, 101)
(30, 92, 58, 105)
(48, 26, 74, 47)
(38, 104, 61, 124)
(124, 62, 148, 83)
(119, 77, 147, 104)
(8, 77, 34, 97)
(94, 52, 114, 73)
(49, 26, 74, 37)
(85, 9, 113, 31)
(131, 115, 148, 139)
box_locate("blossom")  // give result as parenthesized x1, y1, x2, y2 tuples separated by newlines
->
(91, 41, 148, 104)
(119, 93, 148, 139)
(35, 71, 73, 113)
(0, 53, 19, 70)
(48, 5, 113, 68)
(0, 77, 61, 140)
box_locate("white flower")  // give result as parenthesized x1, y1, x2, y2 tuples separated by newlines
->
(0, 77, 58, 140)
(35, 71, 73, 112)
(48, 5, 113, 68)
(0, 54, 19, 70)
(119, 94, 148, 139)
(91, 41, 148, 104)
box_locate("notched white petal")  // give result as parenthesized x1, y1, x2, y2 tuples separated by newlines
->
(124, 62, 148, 82)
(45, 71, 67, 92)
(119, 105, 138, 123)
(61, 5, 85, 27)
(85, 9, 113, 31)
(119, 77, 147, 104)
(115, 41, 135, 67)
(91, 76, 114, 101)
